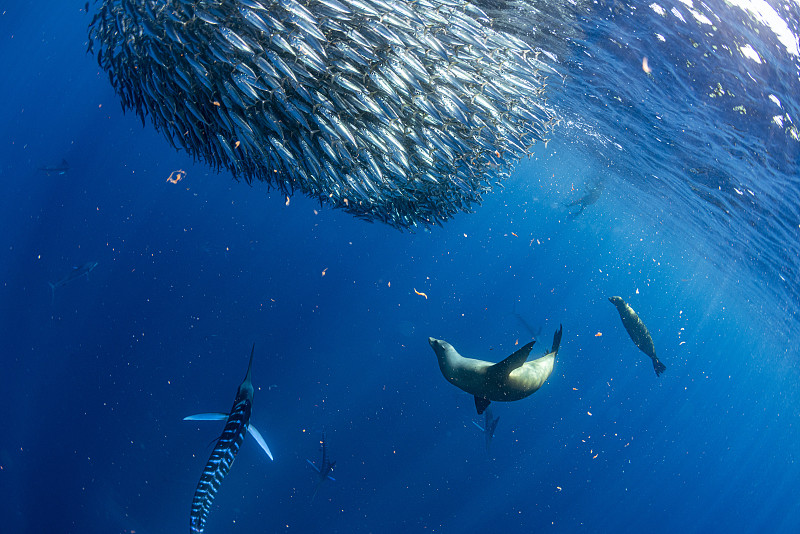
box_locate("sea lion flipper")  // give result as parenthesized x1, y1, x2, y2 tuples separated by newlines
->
(474, 396, 491, 415)
(490, 341, 536, 378)
(653, 358, 666, 376)
(550, 325, 563, 355)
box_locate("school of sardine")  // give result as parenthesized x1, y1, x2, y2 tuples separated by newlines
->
(88, 0, 556, 228)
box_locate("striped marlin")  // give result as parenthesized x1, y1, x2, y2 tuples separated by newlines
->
(306, 432, 335, 502)
(48, 261, 98, 304)
(184, 344, 273, 533)
(38, 158, 69, 176)
(472, 406, 500, 454)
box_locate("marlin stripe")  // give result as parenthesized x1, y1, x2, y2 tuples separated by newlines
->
(190, 399, 251, 533)
(188, 344, 261, 534)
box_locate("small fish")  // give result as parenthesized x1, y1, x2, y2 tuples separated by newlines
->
(87, 0, 557, 228)
(219, 26, 252, 54)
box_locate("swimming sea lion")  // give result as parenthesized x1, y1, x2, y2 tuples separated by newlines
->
(429, 325, 563, 414)
(566, 181, 604, 218)
(608, 296, 666, 376)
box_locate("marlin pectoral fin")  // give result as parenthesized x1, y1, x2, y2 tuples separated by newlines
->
(472, 421, 485, 432)
(184, 412, 228, 421)
(490, 341, 536, 377)
(247, 424, 274, 461)
(306, 459, 321, 473)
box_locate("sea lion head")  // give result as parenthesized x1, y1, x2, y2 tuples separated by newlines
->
(428, 337, 451, 363)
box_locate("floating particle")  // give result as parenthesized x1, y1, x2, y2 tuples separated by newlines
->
(166, 169, 186, 183)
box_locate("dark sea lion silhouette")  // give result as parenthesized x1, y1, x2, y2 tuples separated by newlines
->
(566, 181, 604, 218)
(608, 296, 666, 376)
(429, 325, 563, 414)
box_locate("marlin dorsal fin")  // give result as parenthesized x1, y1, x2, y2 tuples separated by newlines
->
(242, 343, 255, 387)
(489, 341, 535, 377)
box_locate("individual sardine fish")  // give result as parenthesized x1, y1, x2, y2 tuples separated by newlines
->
(87, 0, 557, 228)
(608, 296, 666, 376)
(184, 344, 273, 533)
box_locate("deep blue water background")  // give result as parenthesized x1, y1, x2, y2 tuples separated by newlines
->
(2, 1, 799, 533)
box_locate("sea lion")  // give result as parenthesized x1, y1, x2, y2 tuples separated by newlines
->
(608, 296, 666, 376)
(566, 181, 604, 218)
(429, 325, 563, 414)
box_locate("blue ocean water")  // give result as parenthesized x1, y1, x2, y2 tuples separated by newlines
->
(1, 1, 799, 533)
